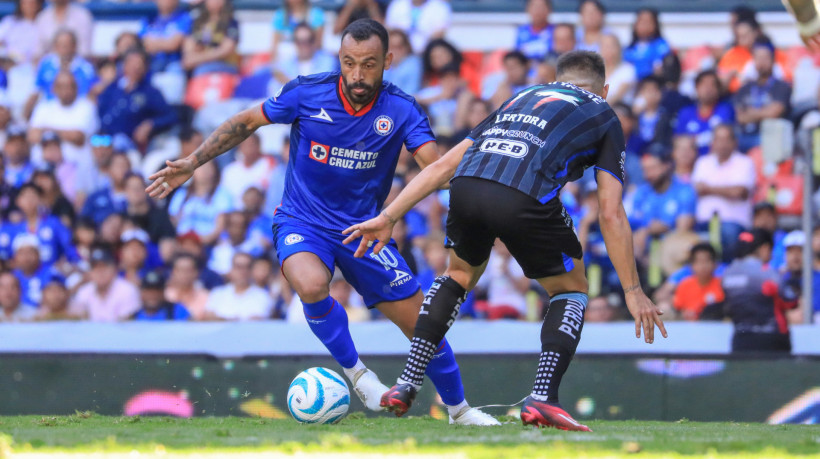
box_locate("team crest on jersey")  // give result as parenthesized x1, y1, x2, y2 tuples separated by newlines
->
(284, 234, 304, 245)
(374, 115, 394, 136)
(309, 141, 330, 164)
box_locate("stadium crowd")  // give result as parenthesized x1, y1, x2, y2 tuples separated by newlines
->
(0, 0, 819, 328)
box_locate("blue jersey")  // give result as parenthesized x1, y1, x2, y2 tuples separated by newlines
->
(0, 217, 78, 267)
(14, 267, 61, 307)
(515, 24, 553, 61)
(630, 178, 696, 230)
(263, 72, 435, 231)
(675, 102, 735, 156)
(623, 37, 671, 79)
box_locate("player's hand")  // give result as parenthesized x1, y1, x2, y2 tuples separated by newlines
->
(342, 214, 395, 258)
(624, 289, 668, 344)
(146, 157, 196, 199)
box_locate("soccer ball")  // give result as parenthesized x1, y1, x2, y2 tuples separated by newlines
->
(287, 367, 350, 424)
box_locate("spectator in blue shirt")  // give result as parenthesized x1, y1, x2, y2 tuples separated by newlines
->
(132, 270, 190, 321)
(2, 125, 33, 189)
(11, 233, 61, 307)
(623, 8, 671, 79)
(631, 146, 697, 256)
(140, 0, 191, 74)
(266, 23, 336, 97)
(675, 70, 735, 156)
(515, 0, 553, 62)
(80, 153, 131, 226)
(168, 160, 232, 246)
(384, 28, 422, 95)
(733, 40, 792, 152)
(34, 29, 96, 100)
(0, 183, 78, 268)
(97, 49, 178, 151)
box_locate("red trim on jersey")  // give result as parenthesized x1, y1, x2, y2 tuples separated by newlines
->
(337, 76, 378, 117)
(260, 103, 273, 123)
(412, 140, 435, 157)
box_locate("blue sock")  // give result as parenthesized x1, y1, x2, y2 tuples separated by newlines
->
(424, 339, 466, 406)
(303, 296, 359, 369)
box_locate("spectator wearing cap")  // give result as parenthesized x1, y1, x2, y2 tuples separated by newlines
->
(630, 145, 697, 257)
(11, 232, 60, 307)
(69, 245, 141, 322)
(124, 173, 176, 243)
(674, 70, 735, 156)
(139, 0, 191, 75)
(0, 270, 37, 322)
(176, 231, 224, 289)
(119, 228, 152, 288)
(733, 39, 792, 152)
(207, 211, 264, 276)
(31, 169, 74, 228)
(3, 124, 33, 188)
(32, 29, 96, 106)
(0, 0, 44, 65)
(165, 253, 209, 320)
(132, 270, 190, 321)
(37, 131, 78, 202)
(692, 124, 756, 261)
(0, 183, 77, 268)
(386, 0, 451, 54)
(35, 0, 93, 58)
(203, 252, 273, 321)
(169, 160, 232, 246)
(33, 274, 71, 320)
(98, 49, 178, 152)
(673, 243, 725, 321)
(220, 134, 275, 209)
(28, 71, 98, 168)
(79, 153, 131, 226)
(723, 228, 798, 352)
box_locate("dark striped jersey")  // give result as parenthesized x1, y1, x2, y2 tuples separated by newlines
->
(458, 82, 625, 204)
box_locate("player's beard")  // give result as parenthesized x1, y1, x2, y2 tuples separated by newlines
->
(342, 75, 380, 106)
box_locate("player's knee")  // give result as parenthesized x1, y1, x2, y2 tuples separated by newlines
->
(443, 268, 476, 291)
(292, 278, 330, 303)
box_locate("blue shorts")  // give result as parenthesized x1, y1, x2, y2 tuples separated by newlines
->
(272, 217, 420, 308)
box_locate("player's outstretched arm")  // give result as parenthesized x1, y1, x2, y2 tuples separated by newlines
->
(783, 0, 820, 52)
(596, 170, 668, 344)
(146, 105, 271, 199)
(342, 139, 472, 257)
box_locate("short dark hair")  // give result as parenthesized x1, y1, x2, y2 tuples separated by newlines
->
(17, 182, 43, 197)
(579, 0, 606, 14)
(694, 69, 720, 89)
(690, 242, 717, 263)
(556, 50, 605, 88)
(503, 50, 528, 67)
(341, 18, 389, 54)
(637, 75, 664, 92)
(554, 22, 576, 35)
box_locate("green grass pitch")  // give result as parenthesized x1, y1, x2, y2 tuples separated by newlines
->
(1, 413, 818, 458)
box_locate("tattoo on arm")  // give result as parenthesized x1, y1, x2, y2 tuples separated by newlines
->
(191, 115, 256, 167)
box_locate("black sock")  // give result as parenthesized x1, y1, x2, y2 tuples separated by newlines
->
(399, 276, 467, 388)
(531, 292, 587, 402)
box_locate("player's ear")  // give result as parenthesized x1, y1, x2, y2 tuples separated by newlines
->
(601, 83, 609, 100)
(384, 52, 393, 71)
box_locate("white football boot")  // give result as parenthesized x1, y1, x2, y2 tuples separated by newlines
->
(449, 406, 502, 426)
(350, 368, 389, 412)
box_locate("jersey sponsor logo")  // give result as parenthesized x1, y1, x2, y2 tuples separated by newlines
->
(309, 108, 334, 122)
(373, 115, 394, 136)
(479, 138, 529, 158)
(309, 140, 380, 170)
(533, 89, 583, 108)
(495, 113, 548, 129)
(309, 141, 330, 163)
(390, 269, 411, 287)
(284, 233, 304, 245)
(480, 127, 546, 148)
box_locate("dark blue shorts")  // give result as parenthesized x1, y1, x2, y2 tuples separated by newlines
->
(272, 217, 420, 308)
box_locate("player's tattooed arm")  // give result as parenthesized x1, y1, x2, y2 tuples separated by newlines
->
(191, 106, 270, 167)
(146, 104, 271, 199)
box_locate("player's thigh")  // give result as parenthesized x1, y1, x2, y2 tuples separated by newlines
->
(274, 221, 335, 301)
(535, 257, 589, 297)
(334, 239, 420, 309)
(444, 180, 496, 288)
(445, 247, 490, 292)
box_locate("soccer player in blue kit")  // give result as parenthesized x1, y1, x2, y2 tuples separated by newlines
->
(146, 19, 497, 426)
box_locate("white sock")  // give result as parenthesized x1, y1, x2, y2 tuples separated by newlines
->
(342, 358, 367, 382)
(447, 399, 470, 418)
(530, 392, 549, 401)
(397, 377, 422, 391)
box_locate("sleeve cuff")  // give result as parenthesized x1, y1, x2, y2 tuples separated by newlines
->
(411, 140, 435, 156)
(594, 166, 624, 185)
